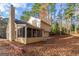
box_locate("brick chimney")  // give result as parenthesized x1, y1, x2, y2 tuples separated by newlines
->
(7, 5, 15, 41)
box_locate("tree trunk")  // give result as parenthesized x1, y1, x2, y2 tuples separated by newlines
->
(59, 19, 62, 35)
(70, 19, 72, 34)
(75, 25, 77, 34)
(66, 19, 69, 34)
(66, 19, 68, 34)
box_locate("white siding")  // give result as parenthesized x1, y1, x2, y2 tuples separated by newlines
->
(27, 16, 41, 28)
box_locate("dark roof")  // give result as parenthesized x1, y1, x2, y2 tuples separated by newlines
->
(15, 20, 27, 24)
(14, 19, 41, 29)
(2, 18, 42, 30)
(3, 18, 18, 24)
(3, 18, 27, 24)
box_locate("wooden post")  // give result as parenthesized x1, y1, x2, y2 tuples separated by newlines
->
(25, 26, 27, 44)
(31, 29, 33, 37)
(36, 29, 37, 37)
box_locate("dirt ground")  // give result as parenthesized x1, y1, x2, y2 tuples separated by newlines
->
(1, 35, 79, 56)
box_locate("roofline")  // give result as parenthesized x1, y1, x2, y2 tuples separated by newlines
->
(41, 20, 51, 26)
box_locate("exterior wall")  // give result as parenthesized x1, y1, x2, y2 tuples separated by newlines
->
(25, 25, 50, 44)
(15, 37, 48, 44)
(42, 31, 49, 37)
(15, 38, 26, 44)
(39, 4, 51, 33)
(0, 16, 6, 38)
(0, 28, 6, 38)
(28, 17, 41, 28)
(13, 25, 50, 44)
(14, 24, 27, 44)
(26, 37, 47, 44)
(41, 22, 51, 32)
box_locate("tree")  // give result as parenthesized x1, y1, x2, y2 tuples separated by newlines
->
(32, 3, 41, 17)
(49, 3, 55, 23)
(21, 3, 42, 21)
(21, 11, 32, 21)
(21, 3, 55, 25)
(21, 3, 49, 21)
(65, 3, 75, 34)
(74, 4, 79, 33)
(51, 22, 59, 34)
(32, 3, 55, 20)
(57, 3, 63, 35)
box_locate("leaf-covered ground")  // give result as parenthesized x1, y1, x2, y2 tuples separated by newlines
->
(1, 35, 79, 56)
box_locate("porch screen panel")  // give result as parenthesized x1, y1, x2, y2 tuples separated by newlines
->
(27, 28, 31, 37)
(37, 30, 42, 37)
(17, 27, 25, 37)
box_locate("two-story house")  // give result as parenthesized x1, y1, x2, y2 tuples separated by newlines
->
(6, 4, 51, 44)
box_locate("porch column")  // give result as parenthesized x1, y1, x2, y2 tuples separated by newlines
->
(31, 29, 33, 37)
(25, 26, 27, 44)
(75, 25, 77, 34)
(36, 29, 38, 37)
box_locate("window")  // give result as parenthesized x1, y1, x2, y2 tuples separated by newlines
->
(17, 27, 25, 37)
(37, 30, 42, 37)
(33, 29, 36, 37)
(27, 28, 31, 37)
(27, 28, 42, 38)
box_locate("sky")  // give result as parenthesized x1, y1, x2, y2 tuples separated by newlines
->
(0, 3, 65, 20)
(0, 3, 68, 20)
(0, 3, 34, 19)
